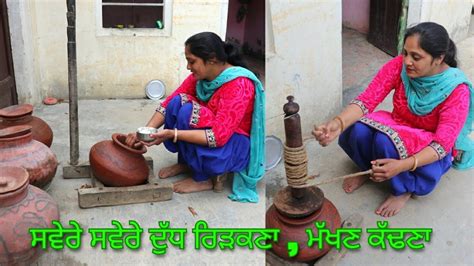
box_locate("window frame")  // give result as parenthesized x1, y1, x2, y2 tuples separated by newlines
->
(96, 0, 172, 37)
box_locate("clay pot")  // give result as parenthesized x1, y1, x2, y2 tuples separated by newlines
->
(0, 125, 58, 188)
(89, 133, 149, 187)
(0, 166, 60, 265)
(266, 199, 341, 262)
(0, 104, 54, 147)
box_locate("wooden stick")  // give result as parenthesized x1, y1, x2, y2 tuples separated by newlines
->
(67, 0, 79, 166)
(291, 135, 372, 187)
(290, 170, 372, 188)
(314, 169, 372, 186)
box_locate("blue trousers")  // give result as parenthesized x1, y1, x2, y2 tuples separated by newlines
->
(338, 122, 452, 196)
(162, 95, 250, 182)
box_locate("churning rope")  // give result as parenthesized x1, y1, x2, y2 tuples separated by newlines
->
(283, 143, 312, 188)
(283, 141, 373, 188)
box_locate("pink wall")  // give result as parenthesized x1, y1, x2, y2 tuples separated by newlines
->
(226, 0, 265, 58)
(226, 0, 246, 45)
(243, 0, 265, 57)
(342, 0, 370, 34)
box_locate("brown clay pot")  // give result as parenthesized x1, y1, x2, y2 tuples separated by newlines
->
(266, 199, 342, 262)
(89, 133, 149, 187)
(0, 104, 54, 147)
(0, 125, 58, 188)
(0, 166, 60, 265)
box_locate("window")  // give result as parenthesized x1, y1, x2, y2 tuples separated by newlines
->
(97, 0, 172, 36)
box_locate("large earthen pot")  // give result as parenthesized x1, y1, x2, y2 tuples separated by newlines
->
(0, 104, 54, 147)
(266, 199, 342, 262)
(0, 166, 60, 265)
(89, 133, 149, 187)
(0, 125, 58, 188)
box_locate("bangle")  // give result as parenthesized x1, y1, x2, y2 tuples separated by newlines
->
(410, 155, 418, 171)
(333, 116, 345, 132)
(173, 128, 178, 143)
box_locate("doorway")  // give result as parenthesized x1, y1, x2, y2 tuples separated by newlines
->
(0, 0, 17, 108)
(341, 0, 393, 104)
(225, 0, 265, 82)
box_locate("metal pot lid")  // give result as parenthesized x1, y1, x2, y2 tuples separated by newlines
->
(265, 135, 283, 170)
(0, 104, 33, 118)
(0, 125, 32, 138)
(0, 166, 29, 194)
(145, 80, 166, 100)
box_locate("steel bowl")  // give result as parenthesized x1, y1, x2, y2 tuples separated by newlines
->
(136, 127, 158, 142)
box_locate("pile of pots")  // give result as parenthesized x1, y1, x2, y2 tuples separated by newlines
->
(0, 166, 60, 265)
(0, 103, 151, 264)
(0, 104, 57, 188)
(0, 104, 60, 265)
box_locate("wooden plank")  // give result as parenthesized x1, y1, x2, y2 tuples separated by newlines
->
(78, 163, 166, 208)
(147, 165, 159, 183)
(63, 157, 154, 179)
(90, 170, 104, 188)
(63, 162, 91, 179)
(78, 182, 173, 208)
(144, 156, 153, 169)
(314, 213, 363, 266)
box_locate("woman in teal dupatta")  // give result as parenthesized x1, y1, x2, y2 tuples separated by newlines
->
(313, 22, 472, 217)
(126, 32, 265, 203)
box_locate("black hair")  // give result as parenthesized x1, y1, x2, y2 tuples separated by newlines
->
(185, 32, 249, 69)
(404, 22, 457, 67)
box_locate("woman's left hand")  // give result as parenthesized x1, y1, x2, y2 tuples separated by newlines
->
(141, 129, 174, 147)
(370, 158, 405, 182)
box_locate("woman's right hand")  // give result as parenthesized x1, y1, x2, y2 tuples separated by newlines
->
(312, 119, 342, 147)
(125, 132, 143, 148)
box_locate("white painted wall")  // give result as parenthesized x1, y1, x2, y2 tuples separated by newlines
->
(8, 0, 229, 103)
(266, 0, 342, 138)
(6, 0, 40, 104)
(408, 0, 472, 42)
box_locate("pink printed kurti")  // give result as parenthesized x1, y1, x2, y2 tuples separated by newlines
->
(156, 74, 255, 148)
(351, 55, 470, 160)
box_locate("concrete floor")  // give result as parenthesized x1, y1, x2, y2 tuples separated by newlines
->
(33, 99, 265, 265)
(266, 26, 473, 265)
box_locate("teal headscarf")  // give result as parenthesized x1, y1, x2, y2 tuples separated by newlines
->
(401, 65, 474, 169)
(196, 66, 265, 202)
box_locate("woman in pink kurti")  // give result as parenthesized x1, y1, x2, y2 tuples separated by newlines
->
(126, 32, 265, 201)
(353, 55, 469, 162)
(313, 22, 473, 217)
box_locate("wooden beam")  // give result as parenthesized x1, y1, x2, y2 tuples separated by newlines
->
(78, 182, 173, 208)
(63, 162, 90, 179)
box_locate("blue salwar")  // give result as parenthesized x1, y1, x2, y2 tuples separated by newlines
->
(163, 95, 250, 181)
(338, 122, 452, 196)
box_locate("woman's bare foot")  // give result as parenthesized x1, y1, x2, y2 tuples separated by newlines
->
(342, 175, 369, 193)
(375, 193, 411, 217)
(173, 178, 213, 193)
(158, 164, 190, 179)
